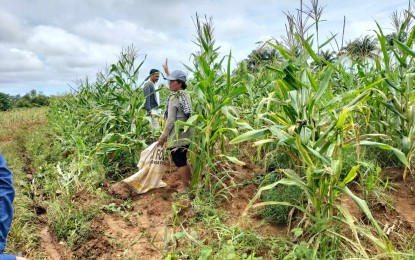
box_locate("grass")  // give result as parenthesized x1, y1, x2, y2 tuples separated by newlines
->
(260, 172, 304, 225)
(47, 198, 95, 248)
(166, 195, 289, 259)
(0, 107, 107, 258)
(0, 108, 48, 258)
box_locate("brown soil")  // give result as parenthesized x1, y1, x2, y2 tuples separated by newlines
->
(36, 165, 414, 259)
(70, 166, 185, 259)
(40, 226, 71, 260)
(24, 163, 415, 258)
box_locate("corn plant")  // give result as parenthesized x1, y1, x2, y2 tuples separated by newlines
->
(232, 65, 397, 259)
(183, 15, 246, 194)
(229, 4, 409, 255)
(49, 45, 151, 176)
(373, 7, 415, 178)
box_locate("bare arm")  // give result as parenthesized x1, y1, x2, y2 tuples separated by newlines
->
(162, 58, 170, 76)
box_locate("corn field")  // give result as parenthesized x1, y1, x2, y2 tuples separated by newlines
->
(31, 2, 415, 259)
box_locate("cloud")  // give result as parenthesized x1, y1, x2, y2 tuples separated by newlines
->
(72, 18, 170, 47)
(0, 46, 43, 73)
(29, 25, 90, 56)
(0, 0, 411, 95)
(0, 10, 27, 42)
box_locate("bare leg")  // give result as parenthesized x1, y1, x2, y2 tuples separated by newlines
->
(177, 163, 192, 193)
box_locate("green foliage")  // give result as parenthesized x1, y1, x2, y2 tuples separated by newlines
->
(340, 35, 379, 61)
(13, 90, 50, 108)
(186, 15, 246, 194)
(11, 2, 415, 259)
(283, 241, 314, 259)
(243, 45, 282, 72)
(48, 45, 150, 175)
(47, 198, 95, 248)
(362, 145, 403, 168)
(260, 172, 303, 224)
(166, 197, 288, 259)
(229, 2, 414, 257)
(0, 92, 12, 111)
(0, 90, 50, 111)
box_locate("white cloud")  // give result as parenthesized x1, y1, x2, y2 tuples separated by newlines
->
(28, 25, 88, 56)
(0, 47, 43, 73)
(0, 10, 27, 42)
(0, 0, 411, 95)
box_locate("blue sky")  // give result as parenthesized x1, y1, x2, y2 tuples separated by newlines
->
(0, 0, 411, 96)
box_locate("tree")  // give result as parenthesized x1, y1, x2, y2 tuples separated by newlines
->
(312, 49, 336, 69)
(340, 35, 379, 61)
(0, 93, 11, 111)
(243, 45, 282, 72)
(13, 90, 50, 108)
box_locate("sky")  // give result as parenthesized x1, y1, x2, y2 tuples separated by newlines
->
(0, 0, 411, 96)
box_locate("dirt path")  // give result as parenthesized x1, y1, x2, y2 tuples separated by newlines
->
(394, 176, 415, 229)
(71, 170, 184, 259)
(40, 227, 65, 260)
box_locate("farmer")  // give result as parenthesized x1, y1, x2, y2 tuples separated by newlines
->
(157, 60, 193, 193)
(143, 69, 161, 130)
(0, 153, 28, 260)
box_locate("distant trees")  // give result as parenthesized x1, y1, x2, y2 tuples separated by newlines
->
(242, 34, 380, 73)
(243, 45, 282, 72)
(0, 93, 11, 111)
(0, 89, 50, 111)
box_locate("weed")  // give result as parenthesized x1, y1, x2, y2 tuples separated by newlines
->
(47, 197, 96, 248)
(260, 177, 303, 224)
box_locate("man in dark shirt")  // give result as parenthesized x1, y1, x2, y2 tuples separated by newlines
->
(143, 69, 161, 130)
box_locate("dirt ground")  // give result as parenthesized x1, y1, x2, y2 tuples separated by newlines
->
(34, 163, 415, 260)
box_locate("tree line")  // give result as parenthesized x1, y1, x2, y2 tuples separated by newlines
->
(0, 89, 50, 111)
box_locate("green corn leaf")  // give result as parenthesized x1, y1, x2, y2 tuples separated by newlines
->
(336, 107, 349, 129)
(394, 39, 415, 58)
(339, 187, 388, 241)
(314, 66, 333, 102)
(253, 139, 275, 146)
(340, 165, 359, 186)
(302, 37, 320, 64)
(358, 141, 409, 167)
(219, 154, 246, 165)
(296, 138, 315, 168)
(230, 128, 269, 144)
(305, 145, 330, 165)
(375, 23, 390, 73)
(319, 34, 337, 50)
(268, 41, 292, 59)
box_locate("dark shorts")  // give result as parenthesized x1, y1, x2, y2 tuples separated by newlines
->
(168, 145, 189, 167)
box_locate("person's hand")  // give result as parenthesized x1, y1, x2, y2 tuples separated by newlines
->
(162, 58, 170, 76)
(149, 112, 154, 118)
(157, 136, 167, 146)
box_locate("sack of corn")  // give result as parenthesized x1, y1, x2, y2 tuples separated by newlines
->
(122, 142, 167, 194)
